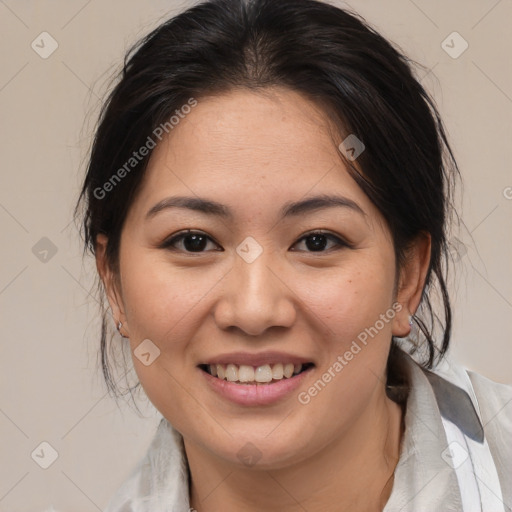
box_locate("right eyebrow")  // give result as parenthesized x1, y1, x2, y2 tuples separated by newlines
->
(145, 196, 232, 220)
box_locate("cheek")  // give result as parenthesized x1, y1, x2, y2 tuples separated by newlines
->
(296, 252, 396, 342)
(118, 251, 212, 423)
(290, 257, 397, 438)
(120, 251, 216, 341)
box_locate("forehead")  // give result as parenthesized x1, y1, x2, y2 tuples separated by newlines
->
(130, 88, 373, 221)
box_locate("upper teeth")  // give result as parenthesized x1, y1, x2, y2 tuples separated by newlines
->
(208, 363, 303, 383)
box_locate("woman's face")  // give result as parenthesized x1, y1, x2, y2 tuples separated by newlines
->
(100, 88, 416, 468)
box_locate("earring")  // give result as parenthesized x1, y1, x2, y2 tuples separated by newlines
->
(408, 315, 413, 328)
(116, 321, 128, 338)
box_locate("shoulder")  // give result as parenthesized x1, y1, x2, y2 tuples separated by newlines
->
(409, 350, 512, 509)
(466, 368, 512, 456)
(467, 369, 512, 423)
(103, 417, 190, 512)
(466, 368, 512, 508)
(396, 345, 512, 431)
(422, 352, 512, 438)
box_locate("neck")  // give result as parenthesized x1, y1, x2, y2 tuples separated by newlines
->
(185, 391, 404, 512)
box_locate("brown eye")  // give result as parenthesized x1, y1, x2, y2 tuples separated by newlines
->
(161, 230, 222, 253)
(291, 232, 349, 252)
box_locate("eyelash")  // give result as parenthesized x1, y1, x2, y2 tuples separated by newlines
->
(160, 229, 351, 253)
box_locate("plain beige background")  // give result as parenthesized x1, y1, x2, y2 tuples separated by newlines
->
(1, 0, 511, 510)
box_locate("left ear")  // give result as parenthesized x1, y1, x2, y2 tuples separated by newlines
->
(392, 232, 432, 337)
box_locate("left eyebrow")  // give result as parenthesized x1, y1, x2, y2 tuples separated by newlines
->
(145, 193, 366, 221)
(279, 194, 366, 219)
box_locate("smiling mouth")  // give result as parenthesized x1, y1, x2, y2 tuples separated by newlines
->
(198, 362, 315, 385)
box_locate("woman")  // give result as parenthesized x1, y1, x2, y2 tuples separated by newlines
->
(75, 0, 511, 510)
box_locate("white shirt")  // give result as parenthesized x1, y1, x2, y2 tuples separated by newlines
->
(103, 348, 512, 512)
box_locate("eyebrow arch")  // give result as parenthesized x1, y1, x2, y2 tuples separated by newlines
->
(146, 196, 232, 220)
(280, 194, 366, 218)
(145, 194, 366, 220)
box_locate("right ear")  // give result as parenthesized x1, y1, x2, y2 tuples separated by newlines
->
(95, 234, 127, 331)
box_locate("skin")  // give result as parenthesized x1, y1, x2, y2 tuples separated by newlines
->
(96, 87, 431, 511)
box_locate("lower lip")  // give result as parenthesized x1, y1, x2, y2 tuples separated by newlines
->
(200, 367, 314, 406)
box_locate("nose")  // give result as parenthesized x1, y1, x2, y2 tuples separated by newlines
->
(213, 251, 297, 336)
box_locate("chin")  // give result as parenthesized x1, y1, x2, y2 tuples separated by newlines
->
(196, 424, 318, 470)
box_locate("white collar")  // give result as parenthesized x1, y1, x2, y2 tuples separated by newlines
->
(105, 348, 485, 511)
